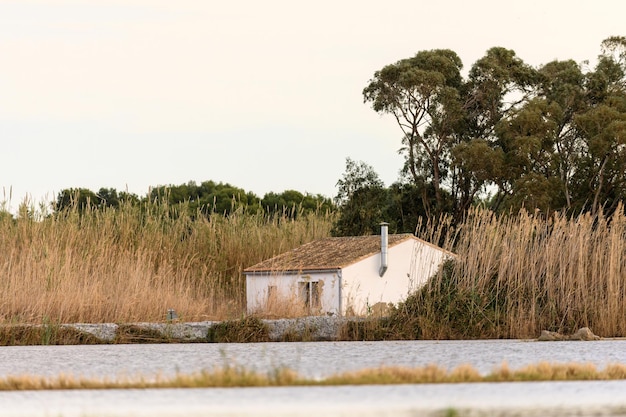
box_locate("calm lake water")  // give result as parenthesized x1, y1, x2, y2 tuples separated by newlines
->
(2, 339, 626, 416)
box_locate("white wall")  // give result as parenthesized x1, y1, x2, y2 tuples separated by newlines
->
(246, 271, 341, 316)
(341, 238, 447, 315)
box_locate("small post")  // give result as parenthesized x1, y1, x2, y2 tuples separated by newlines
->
(166, 309, 178, 321)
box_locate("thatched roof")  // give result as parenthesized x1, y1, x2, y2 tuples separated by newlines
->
(244, 234, 417, 273)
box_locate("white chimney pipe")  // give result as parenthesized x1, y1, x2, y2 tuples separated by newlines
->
(379, 222, 388, 277)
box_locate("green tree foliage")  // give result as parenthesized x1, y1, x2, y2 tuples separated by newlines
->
(55, 188, 141, 214)
(384, 181, 441, 234)
(55, 188, 100, 213)
(334, 158, 385, 205)
(332, 158, 436, 236)
(261, 190, 333, 217)
(95, 188, 140, 209)
(149, 180, 261, 216)
(455, 47, 537, 215)
(332, 186, 388, 236)
(363, 49, 465, 219)
(492, 38, 626, 214)
(332, 159, 387, 236)
(363, 36, 626, 220)
(53, 181, 336, 221)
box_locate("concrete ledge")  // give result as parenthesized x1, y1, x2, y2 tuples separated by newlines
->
(128, 322, 219, 341)
(61, 323, 119, 342)
(266, 316, 349, 341)
(55, 317, 353, 343)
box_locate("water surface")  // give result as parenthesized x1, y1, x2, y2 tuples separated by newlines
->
(2, 339, 626, 416)
(3, 381, 626, 417)
(1, 339, 625, 379)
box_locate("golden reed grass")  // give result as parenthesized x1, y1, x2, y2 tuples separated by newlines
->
(2, 195, 626, 340)
(420, 205, 626, 339)
(252, 292, 313, 319)
(1, 362, 625, 390)
(0, 200, 333, 324)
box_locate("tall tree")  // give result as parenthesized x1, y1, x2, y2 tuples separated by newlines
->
(363, 49, 464, 219)
(577, 36, 626, 214)
(457, 47, 538, 213)
(332, 158, 387, 236)
(334, 158, 384, 205)
(573, 97, 626, 214)
(364, 47, 539, 220)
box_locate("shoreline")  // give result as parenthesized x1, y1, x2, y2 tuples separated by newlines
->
(0, 316, 354, 345)
(0, 318, 616, 345)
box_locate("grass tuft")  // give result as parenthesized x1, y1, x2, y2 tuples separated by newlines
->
(206, 317, 270, 343)
(0, 362, 625, 391)
(0, 324, 102, 346)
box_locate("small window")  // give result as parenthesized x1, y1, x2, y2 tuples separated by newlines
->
(267, 285, 278, 307)
(310, 282, 320, 309)
(298, 281, 320, 313)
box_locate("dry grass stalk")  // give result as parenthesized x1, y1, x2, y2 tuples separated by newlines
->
(419, 205, 626, 339)
(1, 362, 626, 390)
(3, 193, 625, 339)
(0, 201, 333, 324)
(250, 292, 311, 319)
(487, 361, 626, 382)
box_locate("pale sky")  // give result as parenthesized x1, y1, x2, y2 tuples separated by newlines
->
(1, 0, 624, 210)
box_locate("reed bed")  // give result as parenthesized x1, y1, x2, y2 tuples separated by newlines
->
(415, 205, 626, 339)
(2, 195, 626, 340)
(1, 362, 625, 390)
(0, 201, 333, 324)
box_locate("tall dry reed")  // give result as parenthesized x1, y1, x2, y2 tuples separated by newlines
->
(0, 200, 333, 324)
(418, 206, 626, 338)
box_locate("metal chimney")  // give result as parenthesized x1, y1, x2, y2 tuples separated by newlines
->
(379, 222, 388, 277)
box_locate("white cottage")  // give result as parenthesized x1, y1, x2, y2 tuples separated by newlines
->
(244, 224, 451, 316)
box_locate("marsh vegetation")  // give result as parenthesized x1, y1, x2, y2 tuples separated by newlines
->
(372, 206, 626, 340)
(1, 197, 625, 341)
(0, 199, 332, 324)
